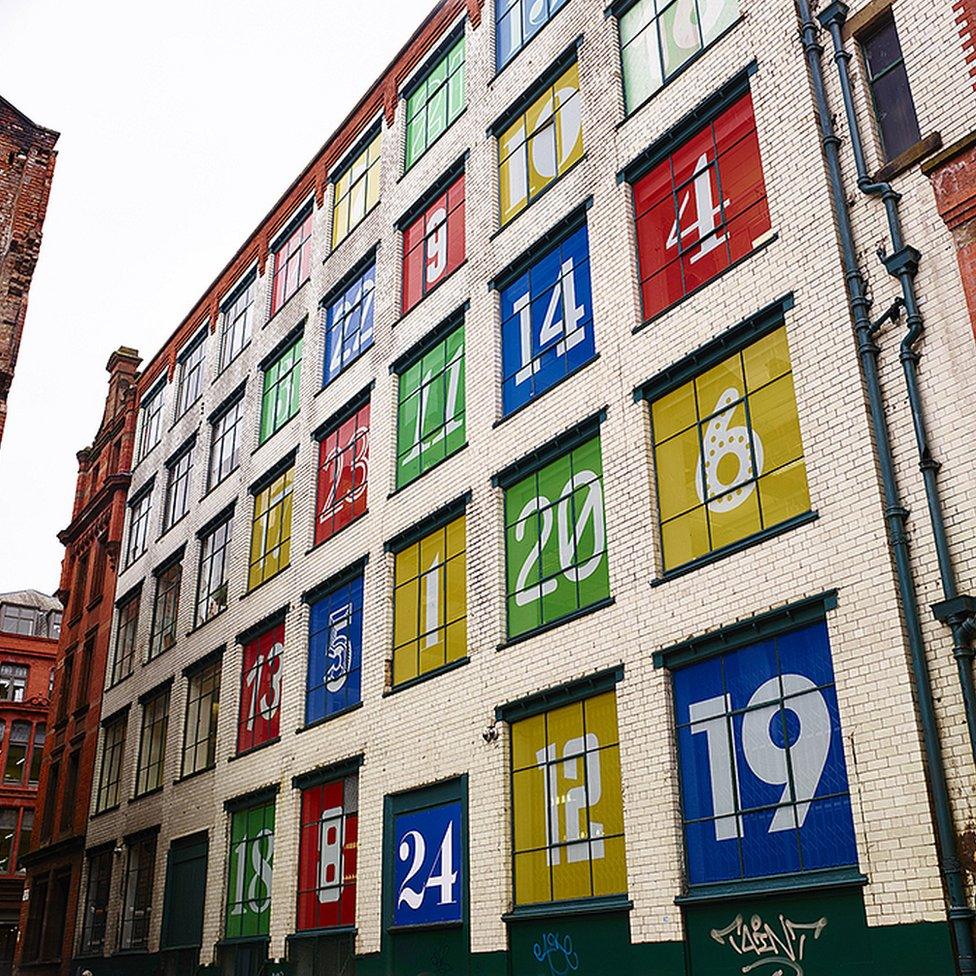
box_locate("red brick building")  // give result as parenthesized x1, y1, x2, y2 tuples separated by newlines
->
(0, 592, 60, 976)
(0, 96, 58, 446)
(16, 348, 140, 976)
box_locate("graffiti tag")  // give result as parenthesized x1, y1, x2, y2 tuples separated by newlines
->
(710, 913, 827, 976)
(533, 931, 580, 975)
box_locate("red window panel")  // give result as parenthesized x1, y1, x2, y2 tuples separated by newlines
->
(297, 777, 358, 931)
(315, 401, 370, 547)
(271, 211, 314, 316)
(402, 173, 466, 314)
(633, 93, 770, 321)
(236, 622, 284, 754)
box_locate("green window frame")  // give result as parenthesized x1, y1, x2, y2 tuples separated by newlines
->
(405, 33, 466, 171)
(225, 797, 276, 939)
(395, 320, 465, 489)
(259, 337, 303, 445)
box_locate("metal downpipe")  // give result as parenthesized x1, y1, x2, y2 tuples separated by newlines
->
(796, 3, 976, 971)
(819, 0, 976, 768)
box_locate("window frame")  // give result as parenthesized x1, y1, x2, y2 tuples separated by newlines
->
(134, 686, 170, 797)
(259, 333, 304, 445)
(208, 387, 246, 490)
(148, 555, 183, 661)
(0, 662, 28, 702)
(182, 656, 221, 777)
(322, 251, 376, 388)
(162, 441, 195, 533)
(219, 272, 256, 370)
(236, 616, 286, 755)
(496, 0, 569, 71)
(111, 587, 141, 686)
(247, 459, 295, 592)
(270, 206, 314, 317)
(125, 482, 154, 568)
(0, 604, 35, 636)
(95, 712, 127, 813)
(80, 847, 113, 955)
(225, 795, 276, 939)
(175, 328, 207, 418)
(137, 381, 166, 463)
(196, 509, 234, 627)
(119, 832, 157, 950)
(331, 127, 382, 250)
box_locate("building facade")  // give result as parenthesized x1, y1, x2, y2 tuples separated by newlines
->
(0, 96, 58, 447)
(0, 592, 60, 976)
(78, 1, 976, 975)
(16, 349, 140, 976)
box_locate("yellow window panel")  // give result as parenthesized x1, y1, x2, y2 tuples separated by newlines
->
(555, 106, 583, 178)
(758, 459, 811, 527)
(419, 632, 445, 676)
(651, 381, 697, 444)
(367, 133, 381, 164)
(591, 835, 628, 897)
(547, 701, 584, 751)
(654, 426, 703, 522)
(748, 372, 805, 471)
(392, 643, 419, 686)
(278, 535, 291, 572)
(661, 506, 710, 571)
(248, 563, 261, 592)
(499, 117, 526, 165)
(445, 618, 466, 663)
(393, 578, 420, 648)
(514, 850, 551, 905)
(584, 692, 620, 750)
(446, 514, 466, 558)
(551, 854, 592, 901)
(708, 487, 761, 550)
(512, 714, 546, 772)
(743, 326, 792, 392)
(499, 152, 526, 226)
(528, 126, 557, 201)
(698, 400, 754, 503)
(695, 350, 744, 418)
(419, 565, 443, 639)
(265, 506, 282, 551)
(365, 164, 381, 213)
(395, 542, 419, 587)
(513, 767, 548, 852)
(419, 527, 446, 579)
(332, 200, 348, 249)
(556, 62, 581, 104)
(525, 85, 553, 138)
(446, 555, 466, 623)
(589, 746, 625, 837)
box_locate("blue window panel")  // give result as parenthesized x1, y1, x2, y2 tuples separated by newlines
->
(500, 223, 595, 416)
(306, 575, 364, 724)
(672, 621, 858, 886)
(393, 801, 463, 926)
(496, 0, 569, 70)
(323, 263, 376, 386)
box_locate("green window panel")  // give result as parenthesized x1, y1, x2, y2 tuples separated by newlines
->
(405, 34, 466, 171)
(226, 799, 276, 939)
(260, 338, 303, 444)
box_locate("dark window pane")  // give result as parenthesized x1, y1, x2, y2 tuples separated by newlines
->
(862, 19, 901, 76)
(870, 64, 921, 160)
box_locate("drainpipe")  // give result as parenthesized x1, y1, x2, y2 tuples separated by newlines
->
(796, 3, 976, 972)
(819, 0, 976, 769)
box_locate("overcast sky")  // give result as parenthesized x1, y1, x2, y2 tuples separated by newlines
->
(0, 0, 434, 596)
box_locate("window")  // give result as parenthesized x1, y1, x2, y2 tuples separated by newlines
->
(72, 552, 90, 620)
(315, 399, 370, 546)
(182, 658, 221, 776)
(89, 543, 107, 604)
(332, 131, 381, 249)
(163, 444, 194, 531)
(126, 485, 153, 566)
(323, 259, 375, 386)
(81, 849, 112, 954)
(208, 393, 244, 488)
(226, 798, 276, 939)
(149, 558, 182, 660)
(29, 724, 44, 784)
(510, 689, 627, 904)
(120, 834, 157, 950)
(0, 604, 34, 635)
(860, 13, 921, 162)
(619, 0, 739, 113)
(5, 721, 30, 784)
(497, 0, 568, 68)
(60, 749, 80, 833)
(402, 172, 466, 313)
(298, 775, 357, 930)
(405, 33, 465, 170)
(237, 622, 284, 754)
(137, 383, 166, 462)
(500, 220, 595, 416)
(219, 275, 255, 369)
(392, 513, 466, 687)
(175, 331, 206, 417)
(672, 620, 858, 885)
(135, 688, 170, 796)
(0, 808, 27, 872)
(160, 832, 209, 951)
(57, 653, 74, 722)
(0, 663, 27, 701)
(650, 324, 809, 572)
(259, 337, 303, 444)
(307, 572, 364, 724)
(271, 209, 313, 316)
(196, 514, 233, 625)
(112, 590, 141, 685)
(41, 761, 58, 840)
(632, 91, 770, 321)
(18, 810, 33, 869)
(96, 714, 127, 812)
(499, 60, 582, 226)
(395, 321, 465, 488)
(76, 632, 95, 709)
(22, 874, 47, 962)
(503, 433, 609, 639)
(248, 465, 294, 590)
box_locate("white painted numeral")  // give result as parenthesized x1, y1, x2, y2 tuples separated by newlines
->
(317, 806, 344, 903)
(666, 153, 730, 264)
(325, 604, 353, 692)
(694, 388, 764, 512)
(397, 822, 458, 910)
(537, 734, 603, 865)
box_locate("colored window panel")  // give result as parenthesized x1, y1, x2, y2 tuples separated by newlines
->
(323, 262, 375, 386)
(332, 132, 382, 249)
(402, 173, 466, 313)
(496, 0, 568, 69)
(226, 799, 276, 939)
(620, 0, 739, 113)
(297, 775, 358, 930)
(650, 326, 809, 572)
(271, 210, 313, 316)
(395, 324, 465, 488)
(260, 338, 303, 444)
(499, 61, 583, 226)
(500, 222, 595, 415)
(307, 575, 364, 723)
(405, 34, 466, 170)
(504, 435, 609, 639)
(393, 800, 463, 925)
(672, 620, 858, 885)
(633, 92, 770, 320)
(511, 690, 627, 905)
(315, 401, 370, 545)
(248, 466, 294, 590)
(392, 515, 466, 687)
(237, 622, 284, 754)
